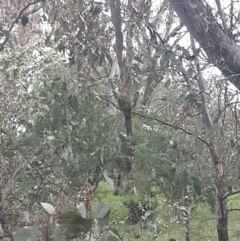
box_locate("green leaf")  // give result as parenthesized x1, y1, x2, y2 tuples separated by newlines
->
(181, 170, 188, 189)
(193, 183, 201, 196)
(175, 59, 183, 70)
(237, 156, 240, 167)
(172, 141, 178, 149)
(227, 186, 233, 194)
(53, 226, 66, 241)
(185, 93, 197, 102)
(206, 193, 215, 208)
(191, 129, 199, 140)
(192, 177, 202, 196)
(0, 28, 7, 37)
(99, 232, 110, 241)
(164, 79, 171, 89)
(166, 51, 176, 60)
(69, 98, 79, 112)
(177, 94, 185, 103)
(47, 135, 55, 140)
(116, 134, 128, 155)
(191, 177, 202, 186)
(25, 180, 36, 191)
(143, 5, 151, 13)
(182, 48, 190, 57)
(61, 20, 69, 31)
(98, 211, 110, 229)
(103, 170, 114, 189)
(160, 56, 169, 66)
(21, 15, 29, 26)
(156, 46, 167, 57)
(175, 159, 183, 174)
(193, 14, 204, 21)
(147, 223, 157, 235)
(70, 117, 79, 126)
(94, 202, 110, 219)
(100, 149, 104, 164)
(133, 63, 140, 72)
(13, 226, 41, 241)
(78, 203, 86, 218)
(41, 202, 55, 214)
(115, 136, 122, 151)
(58, 211, 91, 239)
(213, 124, 221, 132)
(70, 170, 79, 185)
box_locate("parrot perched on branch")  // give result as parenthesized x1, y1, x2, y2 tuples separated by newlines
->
(118, 88, 133, 137)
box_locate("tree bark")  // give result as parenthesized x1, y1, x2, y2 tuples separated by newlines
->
(168, 0, 240, 90)
(190, 36, 229, 241)
(210, 142, 229, 241)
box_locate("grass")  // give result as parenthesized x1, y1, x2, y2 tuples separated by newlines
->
(92, 181, 240, 241)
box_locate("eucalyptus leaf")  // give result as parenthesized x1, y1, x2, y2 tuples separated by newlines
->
(94, 202, 110, 219)
(164, 79, 171, 89)
(13, 226, 41, 241)
(206, 193, 215, 208)
(41, 202, 55, 214)
(103, 170, 114, 189)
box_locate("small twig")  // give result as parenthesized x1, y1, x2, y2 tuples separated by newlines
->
(227, 208, 240, 213)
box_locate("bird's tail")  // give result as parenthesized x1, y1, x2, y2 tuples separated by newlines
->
(124, 115, 133, 137)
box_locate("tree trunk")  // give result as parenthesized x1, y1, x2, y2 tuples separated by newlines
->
(113, 138, 134, 195)
(210, 143, 229, 241)
(189, 34, 229, 240)
(168, 0, 240, 90)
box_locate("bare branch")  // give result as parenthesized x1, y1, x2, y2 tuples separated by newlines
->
(191, 36, 213, 131)
(163, 5, 174, 40)
(215, 0, 228, 31)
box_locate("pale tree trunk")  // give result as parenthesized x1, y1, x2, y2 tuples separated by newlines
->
(167, 0, 235, 239)
(190, 37, 229, 241)
(210, 143, 228, 241)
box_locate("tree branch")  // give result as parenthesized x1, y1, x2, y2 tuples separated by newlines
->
(215, 0, 228, 31)
(97, 94, 210, 147)
(223, 189, 240, 200)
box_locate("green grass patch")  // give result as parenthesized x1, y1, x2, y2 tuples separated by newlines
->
(92, 182, 240, 240)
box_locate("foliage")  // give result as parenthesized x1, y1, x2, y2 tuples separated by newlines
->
(1, 0, 240, 240)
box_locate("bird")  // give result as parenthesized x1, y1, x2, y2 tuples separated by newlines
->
(118, 88, 133, 137)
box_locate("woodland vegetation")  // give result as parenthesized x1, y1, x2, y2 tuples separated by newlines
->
(1, 0, 240, 241)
